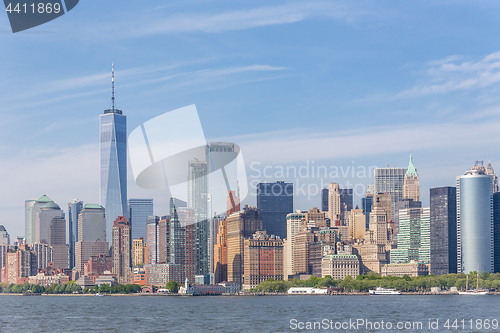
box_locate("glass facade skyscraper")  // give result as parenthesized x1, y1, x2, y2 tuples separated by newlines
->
(361, 194, 373, 229)
(128, 199, 154, 241)
(374, 167, 406, 221)
(457, 162, 494, 274)
(494, 192, 500, 273)
(430, 187, 457, 275)
(99, 66, 127, 244)
(390, 207, 430, 264)
(321, 188, 328, 212)
(68, 199, 83, 269)
(257, 181, 293, 239)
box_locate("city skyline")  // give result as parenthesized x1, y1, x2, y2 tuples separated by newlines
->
(3, 1, 500, 238)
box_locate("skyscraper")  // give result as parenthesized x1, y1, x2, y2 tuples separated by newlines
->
(25, 195, 53, 245)
(457, 162, 494, 274)
(75, 204, 109, 274)
(321, 188, 329, 212)
(328, 183, 341, 223)
(146, 216, 159, 264)
(403, 154, 420, 201)
(284, 210, 305, 279)
(48, 213, 69, 269)
(494, 192, 500, 273)
(112, 216, 131, 284)
(348, 207, 365, 240)
(374, 166, 406, 221)
(362, 193, 373, 229)
(170, 198, 187, 266)
(128, 199, 154, 242)
(35, 201, 64, 246)
(339, 188, 353, 224)
(68, 199, 83, 269)
(187, 160, 209, 276)
(486, 160, 499, 193)
(100, 64, 127, 244)
(257, 181, 293, 238)
(430, 186, 457, 275)
(0, 225, 9, 245)
(390, 207, 430, 264)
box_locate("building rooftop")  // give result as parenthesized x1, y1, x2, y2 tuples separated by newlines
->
(36, 195, 53, 203)
(41, 202, 60, 210)
(406, 154, 417, 177)
(84, 203, 103, 210)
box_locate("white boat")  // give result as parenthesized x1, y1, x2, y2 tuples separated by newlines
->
(369, 287, 402, 295)
(458, 268, 488, 295)
(95, 292, 105, 297)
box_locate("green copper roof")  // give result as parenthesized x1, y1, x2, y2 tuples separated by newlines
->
(84, 203, 103, 209)
(36, 195, 53, 203)
(42, 202, 60, 209)
(406, 154, 417, 177)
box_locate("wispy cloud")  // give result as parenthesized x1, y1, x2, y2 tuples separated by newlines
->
(132, 1, 358, 36)
(398, 51, 500, 97)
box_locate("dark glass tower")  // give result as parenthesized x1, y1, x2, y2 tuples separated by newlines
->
(68, 199, 83, 269)
(429, 186, 457, 275)
(99, 64, 127, 244)
(362, 195, 373, 229)
(321, 188, 328, 212)
(257, 181, 293, 239)
(128, 199, 154, 241)
(493, 192, 500, 273)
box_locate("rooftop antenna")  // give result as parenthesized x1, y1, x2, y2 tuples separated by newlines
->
(111, 63, 115, 110)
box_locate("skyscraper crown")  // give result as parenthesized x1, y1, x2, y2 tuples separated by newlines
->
(406, 154, 417, 177)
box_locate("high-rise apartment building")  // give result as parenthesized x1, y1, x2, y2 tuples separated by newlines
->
(284, 210, 306, 279)
(48, 213, 69, 269)
(5, 245, 37, 285)
(257, 181, 293, 239)
(227, 205, 262, 285)
(31, 243, 53, 270)
(128, 199, 153, 242)
(403, 154, 420, 202)
(132, 237, 147, 266)
(157, 217, 170, 264)
(187, 160, 209, 277)
(178, 207, 195, 283)
(75, 204, 109, 274)
(169, 198, 186, 266)
(430, 187, 457, 275)
(374, 166, 406, 222)
(68, 200, 83, 269)
(348, 207, 365, 240)
(112, 216, 131, 284)
(242, 230, 283, 290)
(0, 225, 9, 245)
(100, 65, 127, 244)
(457, 162, 494, 273)
(146, 216, 159, 264)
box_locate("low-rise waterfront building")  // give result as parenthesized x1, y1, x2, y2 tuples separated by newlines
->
(381, 261, 429, 277)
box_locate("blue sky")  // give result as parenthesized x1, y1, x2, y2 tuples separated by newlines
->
(2, 0, 500, 238)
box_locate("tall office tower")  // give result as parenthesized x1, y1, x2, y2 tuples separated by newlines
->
(226, 191, 240, 216)
(170, 198, 186, 266)
(362, 193, 373, 229)
(494, 192, 500, 273)
(486, 160, 499, 193)
(284, 210, 305, 279)
(68, 200, 83, 269)
(430, 187, 457, 275)
(0, 225, 9, 245)
(48, 213, 69, 269)
(205, 142, 239, 217)
(293, 228, 337, 276)
(403, 154, 420, 201)
(213, 218, 228, 283)
(368, 197, 389, 245)
(321, 188, 329, 212)
(242, 230, 284, 290)
(390, 207, 430, 264)
(328, 183, 341, 223)
(340, 188, 353, 224)
(112, 216, 131, 284)
(187, 160, 209, 277)
(132, 237, 147, 266)
(75, 204, 109, 273)
(100, 64, 127, 244)
(227, 205, 262, 285)
(257, 181, 293, 239)
(146, 216, 159, 264)
(25, 195, 53, 244)
(374, 166, 406, 222)
(393, 199, 421, 245)
(457, 162, 494, 273)
(35, 201, 61, 244)
(157, 217, 170, 264)
(348, 207, 365, 240)
(178, 207, 195, 283)
(128, 199, 153, 242)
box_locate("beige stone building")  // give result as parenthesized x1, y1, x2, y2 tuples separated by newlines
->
(322, 254, 360, 280)
(381, 261, 429, 277)
(328, 183, 341, 222)
(348, 207, 365, 240)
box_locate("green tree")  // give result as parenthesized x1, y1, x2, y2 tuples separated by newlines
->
(165, 281, 180, 293)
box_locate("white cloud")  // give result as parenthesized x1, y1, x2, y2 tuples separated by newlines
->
(399, 51, 500, 97)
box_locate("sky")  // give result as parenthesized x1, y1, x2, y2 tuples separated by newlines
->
(2, 0, 500, 239)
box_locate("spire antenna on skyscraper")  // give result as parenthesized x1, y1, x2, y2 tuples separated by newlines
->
(112, 62, 115, 110)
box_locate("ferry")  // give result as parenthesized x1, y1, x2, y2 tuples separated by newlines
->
(369, 287, 402, 295)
